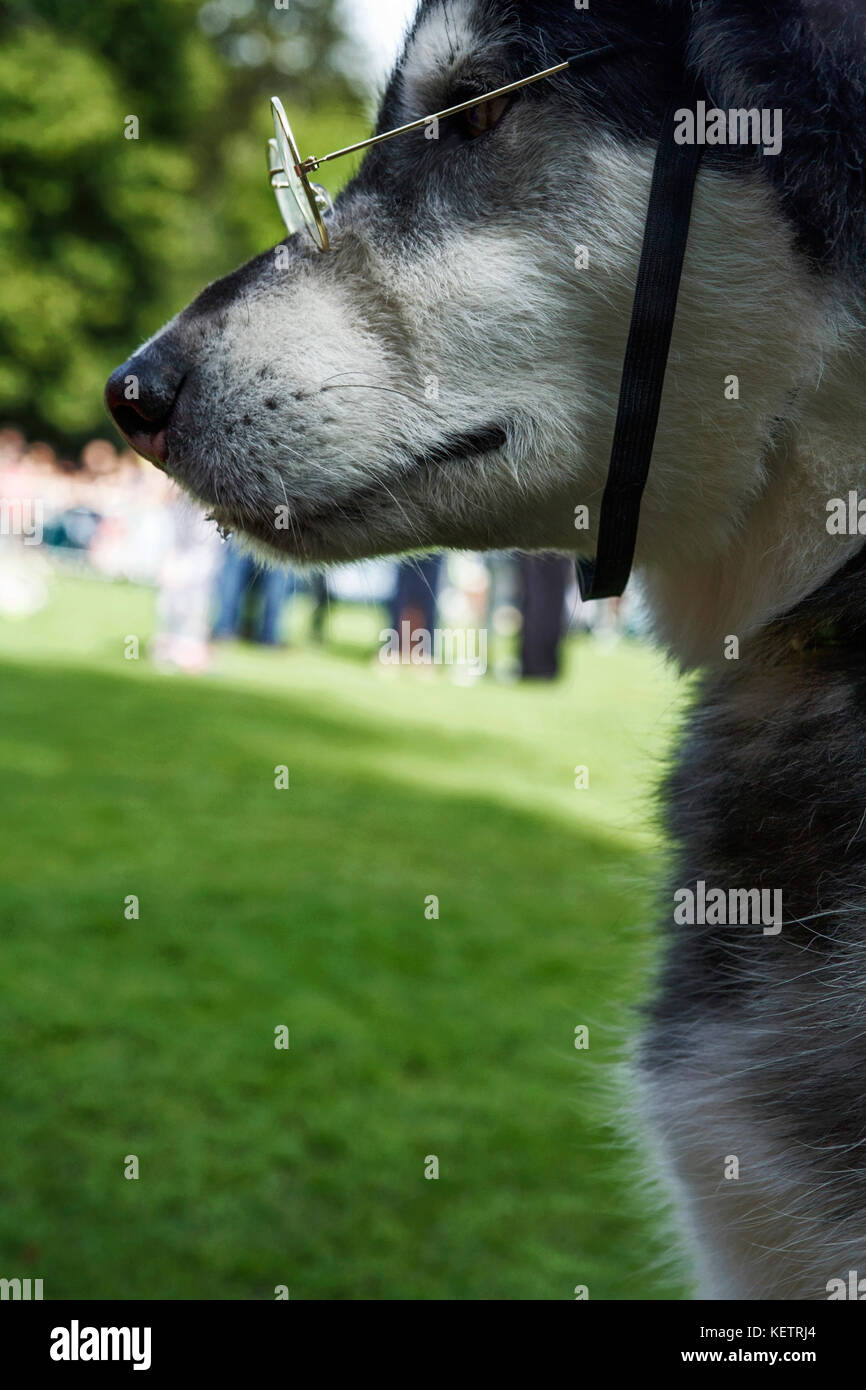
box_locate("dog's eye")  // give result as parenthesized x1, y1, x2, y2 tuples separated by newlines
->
(457, 94, 511, 139)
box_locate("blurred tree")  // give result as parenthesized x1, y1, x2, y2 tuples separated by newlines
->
(0, 0, 368, 450)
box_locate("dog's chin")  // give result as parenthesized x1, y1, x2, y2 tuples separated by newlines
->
(205, 504, 404, 566)
(171, 420, 515, 565)
(163, 446, 399, 564)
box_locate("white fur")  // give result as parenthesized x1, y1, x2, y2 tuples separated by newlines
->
(400, 0, 476, 95)
(641, 1028, 866, 1300)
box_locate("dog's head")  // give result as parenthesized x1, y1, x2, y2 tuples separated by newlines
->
(105, 0, 866, 656)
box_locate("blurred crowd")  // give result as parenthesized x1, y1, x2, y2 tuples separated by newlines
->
(0, 430, 647, 678)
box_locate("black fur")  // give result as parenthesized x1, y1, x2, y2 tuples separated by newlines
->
(643, 543, 866, 1284)
(651, 540, 866, 1031)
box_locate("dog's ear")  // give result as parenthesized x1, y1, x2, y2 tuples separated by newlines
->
(687, 0, 866, 284)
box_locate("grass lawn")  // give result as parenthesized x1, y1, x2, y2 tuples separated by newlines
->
(0, 569, 691, 1300)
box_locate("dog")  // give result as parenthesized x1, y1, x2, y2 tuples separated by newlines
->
(105, 0, 866, 1300)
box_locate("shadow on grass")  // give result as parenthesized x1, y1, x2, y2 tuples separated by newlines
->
(0, 658, 686, 1301)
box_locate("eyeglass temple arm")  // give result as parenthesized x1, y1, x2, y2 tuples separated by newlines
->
(297, 45, 616, 174)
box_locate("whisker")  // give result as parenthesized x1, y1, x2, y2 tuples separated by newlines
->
(319, 381, 431, 407)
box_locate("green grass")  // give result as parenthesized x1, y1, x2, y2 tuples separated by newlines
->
(0, 571, 690, 1299)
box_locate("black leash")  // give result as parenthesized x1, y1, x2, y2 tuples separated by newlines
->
(577, 86, 704, 601)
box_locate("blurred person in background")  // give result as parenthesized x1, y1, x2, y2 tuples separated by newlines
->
(211, 537, 292, 647)
(518, 554, 574, 681)
(388, 554, 444, 662)
(152, 498, 222, 674)
(308, 570, 329, 644)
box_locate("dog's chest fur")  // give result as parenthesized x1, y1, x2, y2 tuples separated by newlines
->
(642, 545, 866, 1298)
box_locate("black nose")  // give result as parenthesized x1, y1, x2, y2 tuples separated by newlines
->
(105, 339, 187, 467)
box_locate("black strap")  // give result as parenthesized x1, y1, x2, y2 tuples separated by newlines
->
(577, 89, 704, 601)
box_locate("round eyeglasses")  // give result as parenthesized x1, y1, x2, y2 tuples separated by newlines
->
(268, 97, 334, 252)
